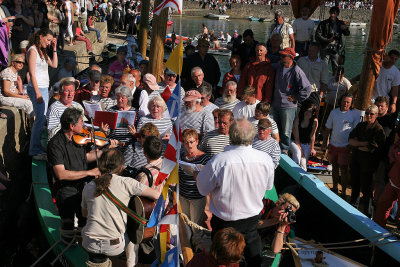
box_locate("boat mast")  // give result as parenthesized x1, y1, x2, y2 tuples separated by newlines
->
(138, 0, 151, 58)
(149, 0, 169, 82)
(354, 0, 400, 111)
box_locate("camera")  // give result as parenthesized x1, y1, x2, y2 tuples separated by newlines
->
(284, 204, 296, 223)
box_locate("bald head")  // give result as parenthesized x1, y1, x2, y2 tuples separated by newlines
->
(229, 118, 256, 146)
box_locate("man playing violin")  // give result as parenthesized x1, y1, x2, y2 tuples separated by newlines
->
(48, 107, 118, 238)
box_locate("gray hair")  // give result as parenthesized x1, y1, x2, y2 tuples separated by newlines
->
(60, 77, 76, 92)
(114, 85, 133, 104)
(275, 9, 283, 17)
(229, 118, 256, 146)
(148, 95, 167, 113)
(90, 64, 102, 73)
(191, 66, 203, 76)
(366, 104, 378, 114)
(225, 80, 237, 90)
(197, 83, 213, 97)
(123, 73, 136, 84)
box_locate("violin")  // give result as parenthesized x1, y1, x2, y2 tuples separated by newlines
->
(72, 128, 125, 147)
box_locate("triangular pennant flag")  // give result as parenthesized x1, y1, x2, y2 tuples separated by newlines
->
(161, 85, 172, 103)
(165, 38, 183, 76)
(154, 0, 182, 16)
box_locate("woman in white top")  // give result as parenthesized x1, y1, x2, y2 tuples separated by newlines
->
(82, 148, 159, 266)
(27, 28, 57, 158)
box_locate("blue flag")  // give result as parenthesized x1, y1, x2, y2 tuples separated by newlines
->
(166, 81, 181, 119)
(147, 193, 166, 227)
(151, 246, 178, 267)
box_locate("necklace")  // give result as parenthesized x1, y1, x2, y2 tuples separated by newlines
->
(184, 151, 198, 161)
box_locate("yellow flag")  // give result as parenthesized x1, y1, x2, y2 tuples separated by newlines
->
(165, 38, 184, 76)
(161, 163, 179, 200)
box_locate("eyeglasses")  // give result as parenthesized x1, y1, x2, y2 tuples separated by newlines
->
(366, 112, 375, 116)
(14, 61, 24, 64)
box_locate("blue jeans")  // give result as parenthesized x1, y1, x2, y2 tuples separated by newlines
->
(270, 107, 297, 151)
(89, 27, 101, 40)
(27, 86, 48, 155)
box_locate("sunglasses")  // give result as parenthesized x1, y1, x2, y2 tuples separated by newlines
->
(258, 127, 270, 131)
(14, 61, 24, 64)
(167, 74, 177, 77)
(366, 112, 375, 116)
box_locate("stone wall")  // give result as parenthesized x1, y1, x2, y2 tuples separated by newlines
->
(182, 1, 374, 23)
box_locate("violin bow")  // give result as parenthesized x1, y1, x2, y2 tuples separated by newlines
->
(91, 118, 99, 166)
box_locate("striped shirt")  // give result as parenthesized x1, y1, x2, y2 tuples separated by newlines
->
(203, 103, 219, 113)
(47, 100, 84, 132)
(180, 109, 214, 134)
(137, 115, 172, 137)
(179, 153, 211, 199)
(129, 142, 148, 169)
(252, 136, 281, 168)
(199, 129, 230, 157)
(249, 116, 279, 135)
(108, 106, 139, 167)
(214, 97, 240, 111)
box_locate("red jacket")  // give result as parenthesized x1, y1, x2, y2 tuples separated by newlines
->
(237, 59, 275, 103)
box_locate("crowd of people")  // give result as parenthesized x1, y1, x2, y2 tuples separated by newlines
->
(0, 1, 399, 267)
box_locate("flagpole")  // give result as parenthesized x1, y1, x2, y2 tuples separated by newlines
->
(175, 11, 183, 266)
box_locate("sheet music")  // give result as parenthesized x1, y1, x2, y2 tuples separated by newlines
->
(83, 100, 103, 119)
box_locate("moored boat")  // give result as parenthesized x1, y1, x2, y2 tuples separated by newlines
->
(276, 154, 400, 265)
(249, 16, 260, 21)
(206, 13, 230, 20)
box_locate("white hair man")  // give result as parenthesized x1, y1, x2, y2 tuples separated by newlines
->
(120, 73, 149, 115)
(214, 81, 240, 111)
(190, 66, 212, 89)
(180, 90, 214, 135)
(197, 118, 274, 266)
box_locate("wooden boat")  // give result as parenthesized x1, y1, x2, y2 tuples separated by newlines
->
(249, 16, 260, 21)
(206, 13, 230, 20)
(32, 159, 88, 266)
(276, 154, 400, 265)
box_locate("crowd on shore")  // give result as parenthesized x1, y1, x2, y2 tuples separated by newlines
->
(193, 0, 374, 10)
(0, 1, 400, 267)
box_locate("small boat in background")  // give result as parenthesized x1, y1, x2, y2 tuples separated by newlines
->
(249, 16, 260, 21)
(350, 22, 367, 27)
(259, 18, 273, 22)
(206, 13, 230, 20)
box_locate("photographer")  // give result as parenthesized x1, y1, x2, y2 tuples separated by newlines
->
(315, 6, 350, 74)
(258, 193, 300, 265)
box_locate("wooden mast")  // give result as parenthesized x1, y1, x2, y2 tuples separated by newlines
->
(138, 0, 151, 58)
(148, 0, 169, 82)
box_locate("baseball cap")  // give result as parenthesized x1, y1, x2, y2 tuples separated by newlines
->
(183, 90, 202, 101)
(164, 68, 176, 76)
(279, 47, 296, 58)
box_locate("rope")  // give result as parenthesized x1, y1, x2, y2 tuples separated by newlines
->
(180, 212, 211, 232)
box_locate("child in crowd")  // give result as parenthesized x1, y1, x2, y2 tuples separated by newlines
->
(108, 46, 132, 87)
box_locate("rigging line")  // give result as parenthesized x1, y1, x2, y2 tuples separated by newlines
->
(282, 243, 372, 250)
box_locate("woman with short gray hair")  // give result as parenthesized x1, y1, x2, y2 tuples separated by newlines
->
(137, 95, 172, 141)
(101, 85, 140, 166)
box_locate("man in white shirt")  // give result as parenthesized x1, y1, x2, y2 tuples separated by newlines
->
(197, 118, 274, 266)
(297, 42, 329, 106)
(292, 6, 315, 57)
(372, 49, 400, 114)
(322, 93, 360, 196)
(232, 85, 260, 119)
(120, 73, 149, 115)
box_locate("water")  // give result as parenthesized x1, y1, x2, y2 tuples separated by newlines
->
(168, 17, 400, 84)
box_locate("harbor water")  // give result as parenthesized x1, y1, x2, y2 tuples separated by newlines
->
(168, 17, 400, 83)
